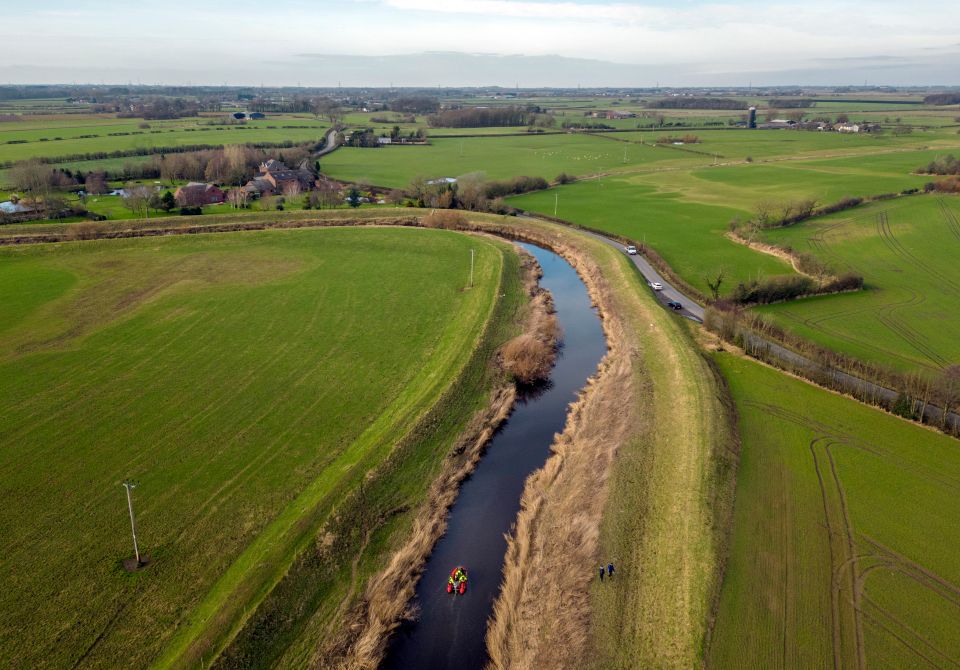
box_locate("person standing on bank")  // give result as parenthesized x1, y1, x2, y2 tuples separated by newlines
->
(598, 565, 605, 582)
(607, 563, 615, 579)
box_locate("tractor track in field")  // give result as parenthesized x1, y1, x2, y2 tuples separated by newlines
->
(873, 211, 952, 368)
(743, 401, 866, 669)
(68, 598, 131, 670)
(743, 400, 960, 668)
(876, 210, 960, 298)
(858, 600, 958, 670)
(771, 214, 943, 370)
(775, 303, 929, 372)
(861, 536, 960, 609)
(939, 198, 960, 243)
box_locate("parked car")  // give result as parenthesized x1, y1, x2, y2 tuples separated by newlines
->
(625, 245, 637, 255)
(667, 300, 682, 311)
(651, 282, 663, 291)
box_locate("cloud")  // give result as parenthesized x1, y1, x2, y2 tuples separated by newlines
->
(2, 1, 960, 85)
(380, 0, 665, 21)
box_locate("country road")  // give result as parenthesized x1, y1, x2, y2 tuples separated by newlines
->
(316, 127, 340, 157)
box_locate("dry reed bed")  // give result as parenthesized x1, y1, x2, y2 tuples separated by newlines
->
(481, 228, 635, 669)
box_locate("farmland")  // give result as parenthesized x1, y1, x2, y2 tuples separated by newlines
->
(321, 132, 711, 187)
(0, 114, 328, 165)
(757, 195, 960, 372)
(709, 353, 960, 669)
(509, 141, 953, 294)
(0, 225, 520, 669)
(4, 85, 960, 670)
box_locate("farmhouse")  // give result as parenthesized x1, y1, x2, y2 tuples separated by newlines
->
(241, 159, 315, 198)
(835, 123, 861, 133)
(174, 182, 226, 207)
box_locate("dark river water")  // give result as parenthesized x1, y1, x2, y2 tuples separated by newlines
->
(381, 243, 607, 670)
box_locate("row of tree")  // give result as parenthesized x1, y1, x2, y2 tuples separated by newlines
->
(705, 306, 960, 436)
(648, 97, 748, 110)
(918, 154, 960, 175)
(426, 106, 547, 128)
(923, 93, 960, 106)
(6, 144, 316, 196)
(404, 173, 550, 211)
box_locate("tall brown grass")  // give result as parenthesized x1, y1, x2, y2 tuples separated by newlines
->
(500, 289, 560, 384)
(484, 234, 631, 670)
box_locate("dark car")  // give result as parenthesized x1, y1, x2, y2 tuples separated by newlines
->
(667, 300, 682, 311)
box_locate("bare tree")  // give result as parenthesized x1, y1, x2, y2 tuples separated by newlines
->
(312, 97, 341, 124)
(223, 144, 250, 185)
(122, 183, 153, 219)
(282, 180, 302, 200)
(204, 151, 228, 183)
(84, 171, 109, 195)
(309, 182, 342, 209)
(226, 188, 248, 209)
(706, 269, 726, 301)
(456, 172, 488, 211)
(9, 159, 53, 198)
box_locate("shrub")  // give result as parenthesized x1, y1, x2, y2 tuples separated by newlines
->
(484, 175, 549, 199)
(732, 275, 816, 304)
(64, 221, 107, 240)
(421, 210, 467, 229)
(501, 334, 555, 384)
(179, 206, 202, 216)
(555, 172, 575, 185)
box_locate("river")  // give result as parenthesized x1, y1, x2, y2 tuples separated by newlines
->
(382, 243, 607, 670)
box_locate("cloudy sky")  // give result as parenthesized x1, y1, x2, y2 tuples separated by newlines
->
(2, 0, 959, 87)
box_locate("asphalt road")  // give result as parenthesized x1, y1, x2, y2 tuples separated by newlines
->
(316, 127, 340, 157)
(519, 216, 704, 322)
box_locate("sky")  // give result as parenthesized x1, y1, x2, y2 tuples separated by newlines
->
(2, 0, 959, 87)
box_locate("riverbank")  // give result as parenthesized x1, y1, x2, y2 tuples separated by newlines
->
(471, 219, 737, 670)
(312, 247, 556, 670)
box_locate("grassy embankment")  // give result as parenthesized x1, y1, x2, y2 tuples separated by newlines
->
(467, 215, 737, 669)
(0, 225, 521, 669)
(709, 353, 960, 668)
(757, 194, 960, 373)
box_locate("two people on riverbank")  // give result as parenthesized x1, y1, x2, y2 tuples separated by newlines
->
(597, 562, 615, 581)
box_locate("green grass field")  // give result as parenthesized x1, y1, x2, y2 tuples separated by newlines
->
(0, 115, 328, 164)
(512, 177, 788, 293)
(322, 133, 711, 187)
(509, 140, 959, 295)
(757, 195, 960, 372)
(0, 226, 517, 669)
(709, 353, 960, 669)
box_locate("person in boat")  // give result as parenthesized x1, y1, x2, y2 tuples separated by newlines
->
(448, 566, 468, 593)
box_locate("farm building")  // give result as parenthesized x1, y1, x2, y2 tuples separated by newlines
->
(241, 160, 315, 198)
(174, 182, 226, 207)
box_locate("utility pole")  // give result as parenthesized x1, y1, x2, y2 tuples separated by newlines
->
(469, 249, 475, 288)
(554, 191, 558, 217)
(623, 144, 628, 163)
(122, 481, 140, 565)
